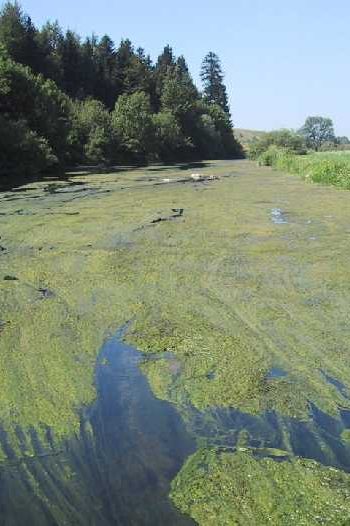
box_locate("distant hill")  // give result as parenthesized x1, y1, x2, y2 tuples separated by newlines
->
(234, 128, 266, 146)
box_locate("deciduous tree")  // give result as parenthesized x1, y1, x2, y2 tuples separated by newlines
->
(299, 116, 335, 151)
(112, 91, 155, 162)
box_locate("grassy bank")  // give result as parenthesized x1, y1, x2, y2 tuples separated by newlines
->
(259, 148, 350, 189)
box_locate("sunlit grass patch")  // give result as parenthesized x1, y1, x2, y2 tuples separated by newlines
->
(259, 147, 350, 190)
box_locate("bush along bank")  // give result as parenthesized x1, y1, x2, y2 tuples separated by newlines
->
(257, 146, 350, 190)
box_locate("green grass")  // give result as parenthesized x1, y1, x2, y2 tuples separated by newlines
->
(259, 148, 350, 189)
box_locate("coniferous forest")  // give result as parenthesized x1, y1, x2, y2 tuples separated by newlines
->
(0, 1, 242, 183)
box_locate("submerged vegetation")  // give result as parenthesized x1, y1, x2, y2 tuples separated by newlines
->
(1, 160, 350, 523)
(171, 449, 350, 525)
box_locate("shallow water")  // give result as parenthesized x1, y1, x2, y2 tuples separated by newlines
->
(189, 404, 350, 472)
(3, 329, 349, 525)
(266, 367, 288, 379)
(271, 207, 288, 224)
(322, 370, 350, 401)
(2, 160, 350, 523)
(0, 331, 195, 525)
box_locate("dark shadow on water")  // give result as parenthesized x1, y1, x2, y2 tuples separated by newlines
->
(1, 331, 350, 525)
(0, 164, 150, 192)
(186, 402, 350, 472)
(0, 331, 196, 526)
(177, 162, 209, 171)
(0, 162, 212, 193)
(321, 370, 350, 400)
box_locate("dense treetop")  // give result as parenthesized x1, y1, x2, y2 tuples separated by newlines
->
(299, 116, 335, 152)
(0, 1, 242, 183)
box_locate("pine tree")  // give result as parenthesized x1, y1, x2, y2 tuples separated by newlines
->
(0, 1, 41, 72)
(161, 62, 198, 119)
(156, 44, 175, 71)
(154, 45, 176, 108)
(176, 55, 189, 75)
(37, 21, 64, 84)
(93, 35, 118, 107)
(60, 30, 83, 98)
(200, 52, 230, 116)
(80, 35, 97, 98)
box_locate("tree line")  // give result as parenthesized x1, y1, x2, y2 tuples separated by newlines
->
(0, 1, 243, 183)
(248, 116, 349, 160)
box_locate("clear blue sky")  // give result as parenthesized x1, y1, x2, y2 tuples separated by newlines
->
(19, 0, 350, 136)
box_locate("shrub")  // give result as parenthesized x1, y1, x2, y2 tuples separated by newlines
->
(0, 117, 57, 181)
(69, 99, 118, 165)
(249, 129, 306, 160)
(258, 145, 291, 166)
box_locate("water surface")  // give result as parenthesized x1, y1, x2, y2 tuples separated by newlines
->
(0, 331, 196, 525)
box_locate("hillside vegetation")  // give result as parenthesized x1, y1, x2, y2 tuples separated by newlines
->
(0, 2, 242, 186)
(234, 128, 266, 147)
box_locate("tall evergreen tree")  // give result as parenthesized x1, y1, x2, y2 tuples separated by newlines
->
(93, 35, 118, 107)
(115, 38, 133, 91)
(153, 45, 176, 108)
(161, 62, 198, 119)
(0, 1, 41, 72)
(200, 52, 230, 116)
(136, 47, 152, 68)
(36, 21, 64, 83)
(80, 35, 97, 98)
(156, 44, 175, 71)
(176, 55, 189, 75)
(60, 30, 83, 98)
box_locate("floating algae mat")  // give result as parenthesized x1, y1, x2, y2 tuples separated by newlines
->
(171, 449, 350, 526)
(1, 160, 350, 524)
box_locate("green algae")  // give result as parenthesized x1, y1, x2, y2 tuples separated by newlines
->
(341, 429, 350, 444)
(2, 161, 350, 521)
(1, 161, 350, 453)
(171, 448, 350, 525)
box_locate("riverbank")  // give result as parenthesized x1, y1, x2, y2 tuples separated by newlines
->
(259, 148, 350, 190)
